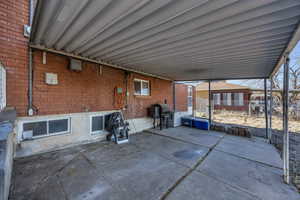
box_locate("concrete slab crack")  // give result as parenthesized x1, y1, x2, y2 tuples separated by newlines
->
(159, 133, 224, 200)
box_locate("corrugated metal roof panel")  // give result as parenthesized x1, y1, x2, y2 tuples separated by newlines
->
(31, 0, 300, 80)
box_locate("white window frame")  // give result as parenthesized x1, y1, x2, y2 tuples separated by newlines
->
(238, 93, 244, 106)
(223, 93, 232, 106)
(0, 63, 6, 110)
(21, 117, 71, 139)
(134, 78, 150, 96)
(90, 114, 105, 135)
(213, 93, 221, 105)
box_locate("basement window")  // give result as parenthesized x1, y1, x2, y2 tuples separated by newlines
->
(22, 118, 70, 139)
(90, 115, 105, 135)
(134, 79, 150, 96)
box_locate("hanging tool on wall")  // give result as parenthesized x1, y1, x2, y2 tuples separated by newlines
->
(114, 86, 125, 109)
(106, 112, 129, 144)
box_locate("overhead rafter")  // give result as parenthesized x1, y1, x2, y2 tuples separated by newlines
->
(30, 0, 300, 81)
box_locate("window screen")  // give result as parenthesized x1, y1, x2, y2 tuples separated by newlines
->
(223, 93, 232, 105)
(141, 81, 149, 95)
(213, 93, 220, 105)
(134, 80, 141, 95)
(92, 116, 104, 133)
(23, 121, 47, 137)
(234, 93, 244, 106)
(134, 79, 150, 96)
(49, 119, 69, 134)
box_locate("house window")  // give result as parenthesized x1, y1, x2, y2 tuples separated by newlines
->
(213, 93, 221, 105)
(223, 93, 232, 106)
(22, 118, 70, 139)
(90, 115, 105, 134)
(234, 93, 244, 106)
(0, 63, 6, 110)
(49, 119, 69, 134)
(187, 86, 193, 107)
(134, 79, 150, 96)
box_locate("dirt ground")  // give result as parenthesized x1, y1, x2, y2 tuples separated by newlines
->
(195, 111, 300, 133)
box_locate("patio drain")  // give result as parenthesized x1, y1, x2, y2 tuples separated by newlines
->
(173, 149, 204, 160)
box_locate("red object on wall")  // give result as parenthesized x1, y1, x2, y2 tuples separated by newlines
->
(114, 86, 125, 109)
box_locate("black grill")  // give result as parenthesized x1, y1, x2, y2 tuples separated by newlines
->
(148, 104, 173, 129)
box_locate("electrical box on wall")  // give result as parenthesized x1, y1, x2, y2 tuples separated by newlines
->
(45, 73, 58, 85)
(69, 58, 82, 71)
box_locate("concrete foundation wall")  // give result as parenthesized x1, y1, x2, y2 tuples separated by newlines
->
(0, 122, 14, 200)
(16, 111, 154, 157)
(174, 111, 192, 127)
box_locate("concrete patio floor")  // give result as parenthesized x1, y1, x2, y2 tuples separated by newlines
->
(10, 127, 299, 200)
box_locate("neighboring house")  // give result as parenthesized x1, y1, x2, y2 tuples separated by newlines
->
(0, 0, 194, 157)
(196, 81, 252, 112)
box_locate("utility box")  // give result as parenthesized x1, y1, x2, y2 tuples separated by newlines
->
(69, 58, 82, 71)
(45, 73, 58, 85)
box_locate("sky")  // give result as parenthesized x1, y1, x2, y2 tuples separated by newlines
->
(228, 41, 300, 89)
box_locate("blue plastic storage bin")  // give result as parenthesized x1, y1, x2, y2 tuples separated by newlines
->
(181, 117, 194, 127)
(193, 118, 210, 130)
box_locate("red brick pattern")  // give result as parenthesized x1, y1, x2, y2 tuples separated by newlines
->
(0, 0, 29, 116)
(175, 84, 188, 112)
(31, 51, 174, 118)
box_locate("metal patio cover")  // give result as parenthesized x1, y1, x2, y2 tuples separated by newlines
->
(30, 0, 300, 81)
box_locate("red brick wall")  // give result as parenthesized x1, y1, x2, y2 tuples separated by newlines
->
(125, 73, 173, 119)
(0, 0, 29, 116)
(31, 51, 173, 118)
(175, 83, 188, 112)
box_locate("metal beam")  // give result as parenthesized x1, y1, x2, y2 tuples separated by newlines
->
(208, 80, 212, 127)
(283, 55, 290, 184)
(29, 44, 172, 81)
(264, 78, 269, 139)
(271, 21, 300, 77)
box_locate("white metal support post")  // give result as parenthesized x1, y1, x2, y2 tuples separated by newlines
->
(208, 80, 212, 127)
(283, 55, 290, 184)
(264, 78, 269, 139)
(269, 77, 273, 142)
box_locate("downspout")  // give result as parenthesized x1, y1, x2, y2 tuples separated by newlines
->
(27, 0, 34, 115)
(28, 48, 33, 116)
